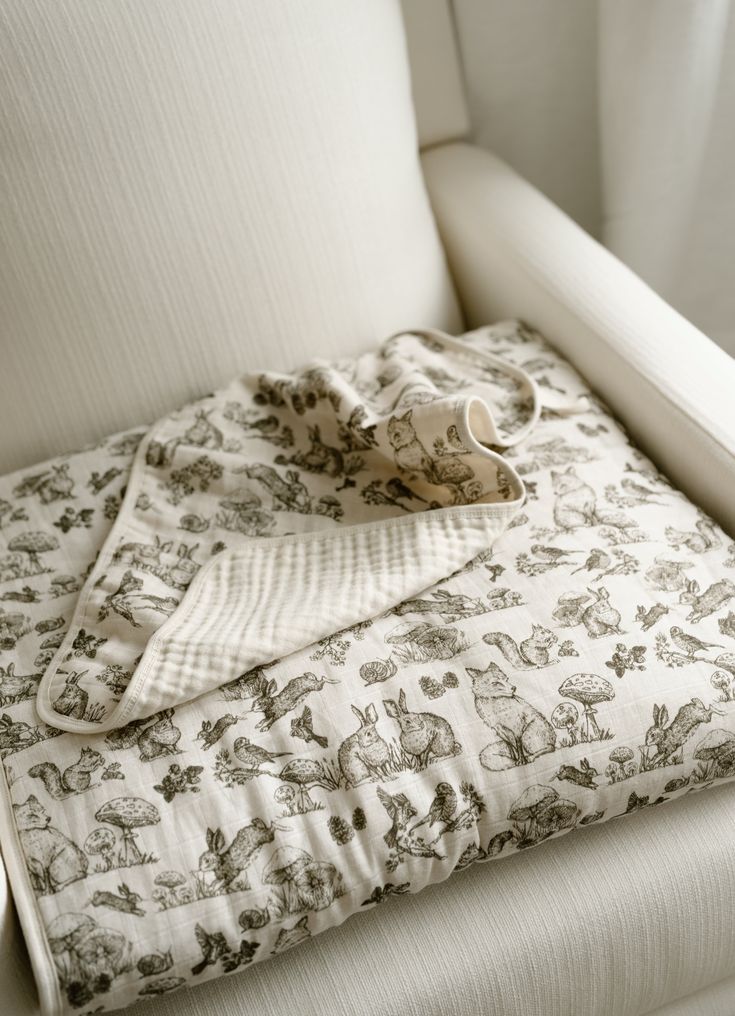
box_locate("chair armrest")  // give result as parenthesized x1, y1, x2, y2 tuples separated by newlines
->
(422, 141, 735, 536)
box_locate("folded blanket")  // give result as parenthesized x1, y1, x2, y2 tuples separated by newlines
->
(1, 321, 734, 1015)
(36, 329, 547, 732)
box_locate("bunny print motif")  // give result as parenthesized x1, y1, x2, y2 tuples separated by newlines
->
(383, 689, 461, 767)
(338, 704, 391, 786)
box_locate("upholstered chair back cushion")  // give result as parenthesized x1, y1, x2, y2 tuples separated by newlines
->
(0, 0, 460, 471)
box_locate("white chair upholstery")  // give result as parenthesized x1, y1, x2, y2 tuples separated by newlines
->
(421, 141, 735, 536)
(0, 0, 460, 473)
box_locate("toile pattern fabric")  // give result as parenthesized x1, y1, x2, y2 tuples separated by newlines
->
(34, 328, 538, 733)
(1, 321, 734, 1016)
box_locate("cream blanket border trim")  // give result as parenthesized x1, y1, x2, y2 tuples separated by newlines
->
(0, 761, 62, 1014)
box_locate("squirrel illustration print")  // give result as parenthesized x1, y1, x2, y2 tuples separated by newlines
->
(29, 746, 105, 799)
(467, 662, 556, 770)
(14, 794, 88, 893)
(482, 624, 557, 669)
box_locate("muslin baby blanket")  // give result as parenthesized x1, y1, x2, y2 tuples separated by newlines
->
(1, 322, 734, 1015)
(35, 329, 542, 733)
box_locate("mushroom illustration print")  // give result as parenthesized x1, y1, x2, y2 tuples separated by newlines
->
(215, 488, 274, 536)
(6, 531, 59, 576)
(47, 913, 97, 987)
(489, 783, 581, 852)
(507, 784, 558, 845)
(693, 729, 735, 778)
(550, 701, 580, 745)
(263, 846, 343, 915)
(153, 870, 189, 908)
(557, 674, 615, 741)
(84, 827, 117, 871)
(711, 670, 735, 702)
(94, 797, 160, 866)
(276, 758, 332, 812)
(385, 621, 466, 663)
(48, 912, 132, 1008)
(606, 746, 637, 783)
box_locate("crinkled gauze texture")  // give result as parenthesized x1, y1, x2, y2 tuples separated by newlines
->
(1, 320, 734, 1016)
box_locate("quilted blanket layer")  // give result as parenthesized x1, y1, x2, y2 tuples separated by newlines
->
(1, 321, 734, 1015)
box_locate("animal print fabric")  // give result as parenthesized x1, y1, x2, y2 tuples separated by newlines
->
(35, 329, 536, 732)
(1, 321, 734, 1015)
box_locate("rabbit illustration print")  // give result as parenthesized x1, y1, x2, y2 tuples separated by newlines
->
(338, 704, 391, 786)
(383, 689, 461, 767)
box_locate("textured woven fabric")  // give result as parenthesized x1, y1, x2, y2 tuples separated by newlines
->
(37, 329, 535, 731)
(0, 0, 460, 473)
(5, 781, 735, 1016)
(2, 322, 735, 1015)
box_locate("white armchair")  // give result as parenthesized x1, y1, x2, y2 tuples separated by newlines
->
(1, 2, 734, 1014)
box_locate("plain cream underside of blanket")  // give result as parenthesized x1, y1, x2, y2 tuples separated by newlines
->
(113, 504, 518, 724)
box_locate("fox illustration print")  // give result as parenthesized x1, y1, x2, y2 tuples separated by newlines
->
(387, 409, 476, 504)
(552, 467, 637, 535)
(14, 795, 88, 893)
(468, 663, 556, 770)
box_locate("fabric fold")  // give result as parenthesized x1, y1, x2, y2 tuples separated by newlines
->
(35, 329, 540, 734)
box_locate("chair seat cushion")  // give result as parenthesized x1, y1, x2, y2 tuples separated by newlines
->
(1, 321, 734, 1015)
